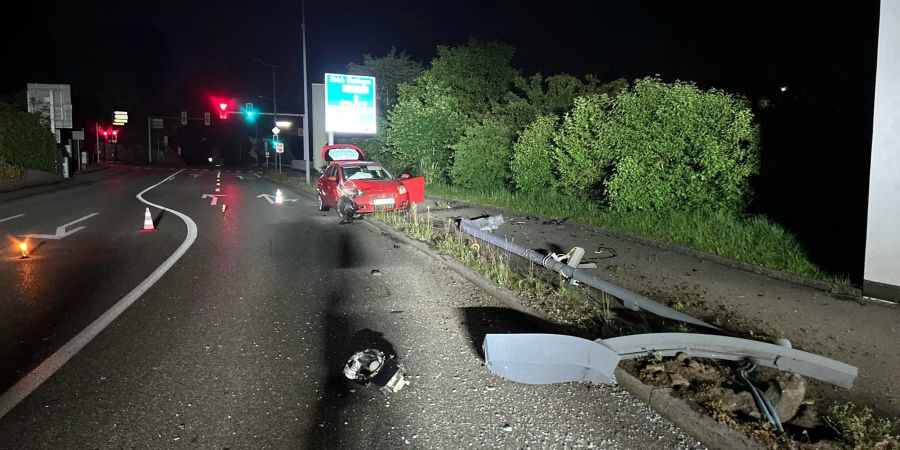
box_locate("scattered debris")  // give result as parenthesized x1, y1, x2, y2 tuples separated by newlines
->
(594, 247, 617, 259)
(543, 217, 569, 226)
(371, 269, 382, 277)
(501, 424, 513, 432)
(343, 349, 409, 395)
(467, 214, 505, 232)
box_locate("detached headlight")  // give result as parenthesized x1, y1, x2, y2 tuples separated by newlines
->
(398, 185, 407, 195)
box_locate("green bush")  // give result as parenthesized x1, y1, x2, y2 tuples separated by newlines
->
(600, 77, 760, 212)
(0, 159, 24, 182)
(511, 114, 558, 193)
(451, 118, 515, 190)
(0, 102, 58, 172)
(551, 94, 614, 197)
(385, 76, 470, 183)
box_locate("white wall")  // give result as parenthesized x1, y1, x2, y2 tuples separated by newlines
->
(864, 0, 900, 301)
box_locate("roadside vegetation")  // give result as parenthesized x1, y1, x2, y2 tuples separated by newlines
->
(0, 102, 59, 182)
(341, 40, 844, 285)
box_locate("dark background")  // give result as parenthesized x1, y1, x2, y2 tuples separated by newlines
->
(0, 0, 882, 280)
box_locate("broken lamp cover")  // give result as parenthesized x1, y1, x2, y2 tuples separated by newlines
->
(343, 348, 409, 394)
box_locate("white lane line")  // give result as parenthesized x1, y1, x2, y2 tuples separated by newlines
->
(0, 214, 25, 223)
(20, 213, 99, 240)
(0, 169, 198, 420)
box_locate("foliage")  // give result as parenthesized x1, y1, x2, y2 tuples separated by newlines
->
(826, 402, 897, 450)
(599, 77, 760, 212)
(428, 38, 521, 119)
(385, 75, 470, 183)
(551, 94, 614, 197)
(511, 114, 558, 193)
(450, 118, 516, 190)
(0, 160, 24, 182)
(347, 48, 425, 115)
(0, 102, 58, 172)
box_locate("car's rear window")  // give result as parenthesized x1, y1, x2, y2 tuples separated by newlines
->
(343, 165, 393, 180)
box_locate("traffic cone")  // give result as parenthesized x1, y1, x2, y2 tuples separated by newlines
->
(141, 207, 155, 232)
(275, 189, 283, 205)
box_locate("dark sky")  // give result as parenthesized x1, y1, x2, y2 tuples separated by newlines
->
(0, 0, 880, 121)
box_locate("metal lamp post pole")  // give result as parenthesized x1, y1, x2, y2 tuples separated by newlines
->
(302, 0, 311, 185)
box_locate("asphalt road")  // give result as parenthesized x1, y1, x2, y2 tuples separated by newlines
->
(0, 166, 700, 449)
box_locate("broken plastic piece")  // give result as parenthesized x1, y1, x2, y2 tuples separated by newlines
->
(483, 334, 621, 384)
(468, 214, 504, 232)
(343, 348, 409, 394)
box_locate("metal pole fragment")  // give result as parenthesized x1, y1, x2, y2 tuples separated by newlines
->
(459, 219, 718, 330)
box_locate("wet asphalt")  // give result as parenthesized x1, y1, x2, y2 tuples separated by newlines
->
(0, 167, 701, 449)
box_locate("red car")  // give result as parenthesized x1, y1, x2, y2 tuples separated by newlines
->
(316, 144, 424, 214)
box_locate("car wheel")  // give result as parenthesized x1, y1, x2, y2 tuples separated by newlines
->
(317, 194, 330, 211)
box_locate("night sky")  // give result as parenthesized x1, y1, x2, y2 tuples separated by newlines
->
(0, 1, 880, 119)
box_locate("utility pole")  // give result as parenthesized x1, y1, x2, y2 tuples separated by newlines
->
(302, 0, 311, 185)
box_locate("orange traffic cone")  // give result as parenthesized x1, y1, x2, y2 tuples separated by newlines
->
(141, 207, 155, 232)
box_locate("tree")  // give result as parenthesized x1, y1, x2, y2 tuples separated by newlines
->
(511, 114, 559, 193)
(451, 118, 516, 191)
(599, 77, 760, 212)
(428, 38, 521, 119)
(385, 75, 469, 183)
(551, 94, 614, 197)
(347, 48, 425, 116)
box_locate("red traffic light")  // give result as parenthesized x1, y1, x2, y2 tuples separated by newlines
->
(112, 130, 118, 135)
(219, 103, 228, 111)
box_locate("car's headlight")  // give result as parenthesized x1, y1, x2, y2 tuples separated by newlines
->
(398, 185, 407, 194)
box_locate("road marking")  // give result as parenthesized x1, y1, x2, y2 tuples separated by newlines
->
(189, 174, 202, 178)
(0, 170, 197, 420)
(202, 194, 226, 205)
(236, 175, 256, 180)
(0, 214, 25, 223)
(257, 194, 298, 204)
(217, 171, 221, 178)
(20, 213, 99, 240)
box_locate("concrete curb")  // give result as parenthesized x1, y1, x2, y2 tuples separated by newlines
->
(361, 215, 762, 450)
(426, 194, 860, 298)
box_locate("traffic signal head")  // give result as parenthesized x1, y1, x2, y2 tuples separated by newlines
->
(219, 103, 228, 111)
(218, 102, 228, 120)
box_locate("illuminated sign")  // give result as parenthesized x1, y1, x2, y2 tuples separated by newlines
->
(324, 73, 376, 134)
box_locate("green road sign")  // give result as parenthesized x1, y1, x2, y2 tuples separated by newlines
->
(324, 73, 376, 134)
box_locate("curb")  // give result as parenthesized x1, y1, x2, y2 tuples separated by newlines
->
(426, 194, 860, 298)
(362, 215, 762, 450)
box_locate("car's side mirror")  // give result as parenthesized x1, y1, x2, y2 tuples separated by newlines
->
(327, 176, 337, 182)
(400, 173, 410, 179)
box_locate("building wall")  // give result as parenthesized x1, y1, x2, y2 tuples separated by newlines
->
(864, 0, 900, 302)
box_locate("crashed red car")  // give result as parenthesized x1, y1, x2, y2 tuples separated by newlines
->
(316, 144, 424, 214)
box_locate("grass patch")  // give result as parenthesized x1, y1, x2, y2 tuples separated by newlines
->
(261, 171, 315, 193)
(426, 183, 847, 286)
(825, 402, 898, 450)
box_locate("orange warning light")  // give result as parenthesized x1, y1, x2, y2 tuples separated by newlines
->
(19, 242, 28, 258)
